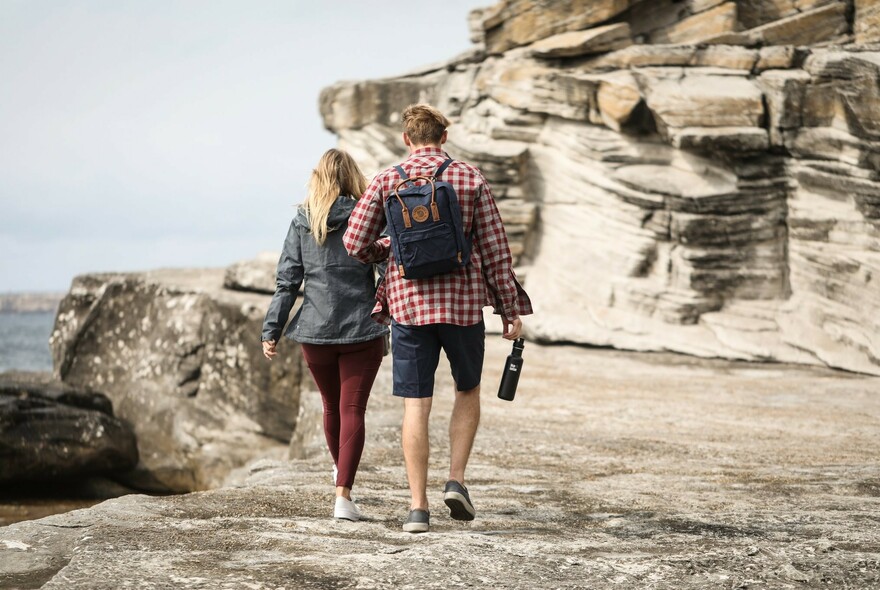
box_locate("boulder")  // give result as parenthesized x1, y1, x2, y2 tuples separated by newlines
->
(223, 251, 279, 295)
(50, 268, 302, 492)
(0, 372, 137, 484)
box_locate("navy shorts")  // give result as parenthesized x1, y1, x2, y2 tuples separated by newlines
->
(391, 320, 485, 398)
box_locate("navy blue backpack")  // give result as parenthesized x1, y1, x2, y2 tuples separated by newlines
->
(384, 158, 471, 280)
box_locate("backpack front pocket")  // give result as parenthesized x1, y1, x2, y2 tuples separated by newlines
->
(397, 222, 460, 278)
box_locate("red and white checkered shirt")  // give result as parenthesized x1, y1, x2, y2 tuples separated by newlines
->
(343, 146, 532, 327)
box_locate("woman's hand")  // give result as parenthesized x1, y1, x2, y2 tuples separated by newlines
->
(262, 340, 278, 360)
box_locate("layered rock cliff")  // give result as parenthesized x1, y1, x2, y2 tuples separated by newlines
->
(320, 0, 880, 375)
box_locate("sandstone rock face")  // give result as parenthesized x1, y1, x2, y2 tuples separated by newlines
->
(479, 0, 633, 54)
(321, 2, 880, 376)
(50, 268, 302, 492)
(856, 0, 880, 43)
(0, 372, 137, 484)
(530, 23, 632, 58)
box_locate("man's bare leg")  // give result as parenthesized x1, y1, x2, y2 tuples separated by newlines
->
(449, 384, 480, 484)
(402, 397, 433, 510)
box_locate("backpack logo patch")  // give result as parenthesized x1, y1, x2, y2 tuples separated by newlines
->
(412, 205, 430, 223)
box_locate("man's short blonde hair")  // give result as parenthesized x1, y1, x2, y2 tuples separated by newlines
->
(402, 104, 451, 146)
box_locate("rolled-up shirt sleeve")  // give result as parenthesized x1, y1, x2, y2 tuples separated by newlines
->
(261, 220, 304, 342)
(343, 177, 388, 263)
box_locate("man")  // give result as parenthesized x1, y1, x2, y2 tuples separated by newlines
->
(343, 103, 532, 533)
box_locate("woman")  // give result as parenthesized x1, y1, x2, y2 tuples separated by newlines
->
(262, 149, 389, 521)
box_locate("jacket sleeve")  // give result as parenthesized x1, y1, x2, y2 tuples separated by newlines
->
(261, 220, 304, 342)
(343, 176, 388, 263)
(472, 175, 531, 321)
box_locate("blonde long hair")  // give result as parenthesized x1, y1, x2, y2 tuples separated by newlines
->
(303, 149, 367, 245)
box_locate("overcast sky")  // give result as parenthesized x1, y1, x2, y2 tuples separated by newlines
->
(0, 0, 487, 293)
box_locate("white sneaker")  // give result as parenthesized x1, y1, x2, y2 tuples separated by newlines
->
(334, 496, 361, 521)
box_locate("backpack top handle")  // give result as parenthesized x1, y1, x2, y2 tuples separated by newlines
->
(392, 175, 440, 228)
(389, 158, 453, 228)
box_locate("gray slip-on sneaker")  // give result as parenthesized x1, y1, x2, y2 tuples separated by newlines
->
(402, 509, 430, 533)
(443, 480, 476, 521)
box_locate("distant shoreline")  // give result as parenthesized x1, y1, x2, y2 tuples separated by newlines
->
(0, 293, 65, 313)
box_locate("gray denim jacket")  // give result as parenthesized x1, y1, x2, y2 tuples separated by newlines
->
(261, 196, 389, 345)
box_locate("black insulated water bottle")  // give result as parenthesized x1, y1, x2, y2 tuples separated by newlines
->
(497, 338, 525, 401)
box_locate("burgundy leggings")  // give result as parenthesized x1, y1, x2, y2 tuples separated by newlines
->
(300, 337, 384, 489)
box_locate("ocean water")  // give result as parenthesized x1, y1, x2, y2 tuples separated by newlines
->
(0, 311, 56, 372)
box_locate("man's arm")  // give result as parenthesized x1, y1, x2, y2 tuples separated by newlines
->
(472, 174, 526, 337)
(343, 176, 388, 263)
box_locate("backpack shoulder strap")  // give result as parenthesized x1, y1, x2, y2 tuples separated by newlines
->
(434, 158, 454, 179)
(394, 164, 415, 188)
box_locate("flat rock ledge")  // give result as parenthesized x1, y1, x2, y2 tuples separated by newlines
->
(1, 338, 878, 589)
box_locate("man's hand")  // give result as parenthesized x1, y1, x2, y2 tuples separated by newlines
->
(501, 317, 522, 341)
(262, 340, 278, 360)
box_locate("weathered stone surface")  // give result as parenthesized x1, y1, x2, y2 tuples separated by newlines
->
(49, 269, 302, 492)
(651, 1, 740, 44)
(672, 127, 771, 152)
(690, 45, 758, 70)
(856, 0, 880, 43)
(0, 373, 137, 484)
(755, 44, 798, 71)
(737, 0, 841, 29)
(596, 71, 643, 131)
(1, 339, 879, 589)
(758, 68, 812, 145)
(623, 0, 743, 44)
(223, 251, 279, 295)
(530, 23, 631, 58)
(477, 60, 598, 120)
(582, 44, 765, 72)
(639, 73, 765, 129)
(478, 0, 633, 54)
(582, 44, 698, 70)
(705, 3, 849, 46)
